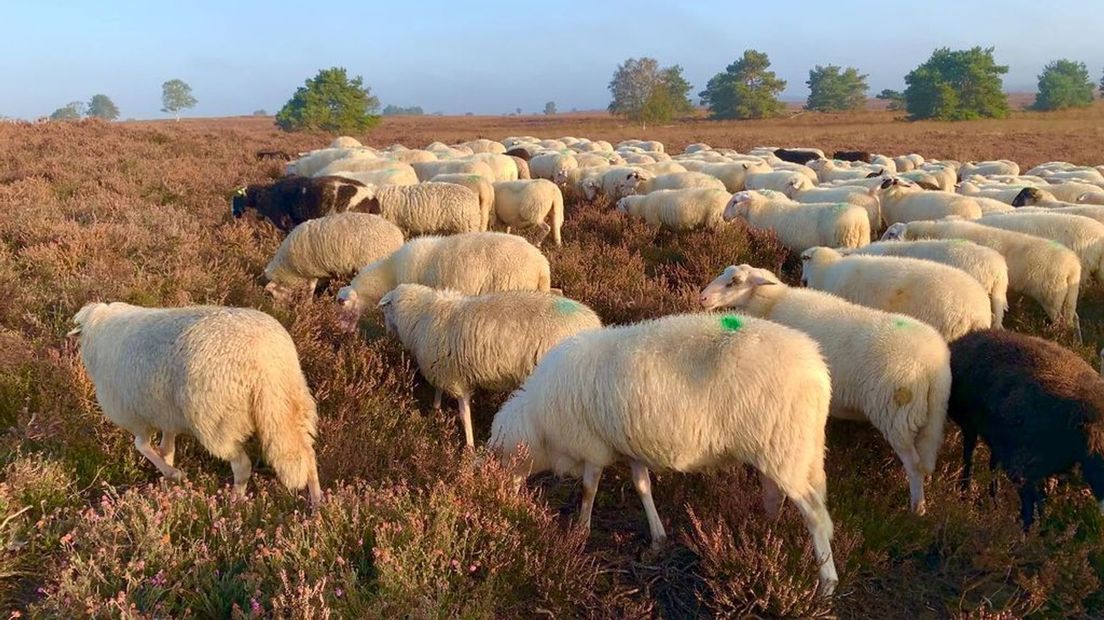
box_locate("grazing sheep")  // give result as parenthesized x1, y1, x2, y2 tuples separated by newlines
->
(509, 155, 531, 180)
(336, 232, 550, 329)
(790, 185, 881, 231)
(231, 175, 372, 232)
(529, 152, 579, 181)
(846, 240, 1009, 327)
(412, 159, 496, 183)
(262, 213, 404, 300)
(883, 220, 1081, 334)
(1016, 204, 1104, 225)
(695, 160, 773, 192)
(1041, 181, 1104, 204)
(833, 150, 874, 163)
(288, 147, 374, 177)
(429, 173, 495, 230)
(380, 284, 601, 447)
(330, 136, 362, 149)
(975, 212, 1104, 284)
(461, 138, 507, 155)
(949, 330, 1104, 529)
(329, 166, 419, 187)
(800, 247, 992, 341)
(959, 160, 1020, 180)
(809, 159, 883, 184)
(956, 183, 1052, 207)
(596, 167, 646, 200)
(315, 156, 402, 178)
(632, 171, 727, 194)
(471, 153, 521, 182)
(773, 148, 825, 165)
(360, 182, 483, 236)
(616, 188, 732, 231)
(69, 303, 322, 505)
(490, 179, 564, 245)
(876, 178, 982, 225)
(700, 265, 950, 513)
(489, 313, 839, 595)
(724, 191, 870, 252)
(745, 170, 815, 196)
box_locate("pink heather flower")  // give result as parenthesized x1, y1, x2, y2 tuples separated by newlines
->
(334, 588, 344, 598)
(250, 599, 262, 613)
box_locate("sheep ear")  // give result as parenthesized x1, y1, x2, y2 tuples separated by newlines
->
(377, 291, 394, 308)
(748, 272, 778, 286)
(880, 178, 893, 189)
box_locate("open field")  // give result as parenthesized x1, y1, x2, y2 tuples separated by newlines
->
(2, 108, 1104, 618)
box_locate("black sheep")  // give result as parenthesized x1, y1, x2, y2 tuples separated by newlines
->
(231, 175, 372, 232)
(948, 329, 1104, 529)
(833, 150, 874, 164)
(773, 148, 823, 165)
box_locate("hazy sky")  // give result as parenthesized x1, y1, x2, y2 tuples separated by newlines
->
(3, 0, 1102, 120)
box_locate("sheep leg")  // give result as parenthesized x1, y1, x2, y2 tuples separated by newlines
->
(159, 431, 178, 468)
(534, 222, 551, 247)
(1017, 481, 1041, 530)
(987, 453, 1001, 499)
(432, 388, 442, 410)
(458, 393, 475, 449)
(789, 489, 839, 597)
(307, 279, 318, 297)
(890, 438, 927, 515)
(960, 428, 978, 492)
(630, 461, 667, 548)
(229, 448, 252, 498)
(578, 463, 603, 533)
(759, 471, 784, 518)
(134, 432, 184, 482)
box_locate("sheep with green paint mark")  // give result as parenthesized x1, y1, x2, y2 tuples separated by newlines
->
(379, 284, 600, 448)
(975, 211, 1104, 285)
(800, 246, 991, 342)
(724, 191, 870, 252)
(701, 264, 951, 514)
(490, 179, 565, 245)
(489, 312, 839, 595)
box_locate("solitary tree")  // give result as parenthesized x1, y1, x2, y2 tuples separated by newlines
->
(875, 88, 906, 111)
(276, 67, 380, 132)
(904, 47, 1008, 120)
(608, 57, 693, 129)
(805, 65, 868, 112)
(699, 49, 786, 120)
(49, 101, 84, 121)
(161, 79, 197, 120)
(543, 101, 557, 115)
(86, 94, 120, 120)
(1031, 59, 1095, 111)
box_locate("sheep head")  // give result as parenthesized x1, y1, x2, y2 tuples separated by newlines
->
(881, 222, 909, 241)
(699, 264, 780, 311)
(723, 192, 753, 221)
(799, 247, 841, 287)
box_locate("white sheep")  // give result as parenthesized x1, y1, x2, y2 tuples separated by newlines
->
(595, 167, 646, 200)
(361, 182, 484, 236)
(1041, 181, 1104, 204)
(329, 165, 419, 187)
(379, 284, 601, 448)
(975, 212, 1104, 284)
(471, 153, 520, 182)
(615, 188, 732, 231)
(632, 171, 727, 194)
(329, 136, 362, 149)
(956, 183, 1052, 207)
(336, 232, 550, 329)
(491, 179, 564, 245)
(69, 303, 322, 504)
(800, 247, 992, 341)
(429, 173, 495, 230)
(488, 312, 839, 595)
(877, 178, 981, 224)
(461, 139, 507, 155)
(883, 220, 1081, 335)
(289, 147, 374, 177)
(959, 160, 1020, 180)
(529, 151, 579, 181)
(695, 160, 773, 192)
(724, 191, 870, 252)
(845, 240, 1008, 327)
(263, 212, 405, 300)
(386, 149, 438, 164)
(1016, 204, 1104, 224)
(412, 159, 496, 183)
(745, 170, 815, 196)
(700, 265, 950, 513)
(790, 185, 882, 231)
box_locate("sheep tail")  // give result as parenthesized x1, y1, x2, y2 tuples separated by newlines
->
(551, 190, 564, 245)
(915, 363, 952, 475)
(252, 368, 321, 500)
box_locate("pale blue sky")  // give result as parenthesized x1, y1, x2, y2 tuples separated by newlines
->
(2, 0, 1101, 119)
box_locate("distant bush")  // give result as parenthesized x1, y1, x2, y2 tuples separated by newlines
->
(86, 94, 120, 121)
(876, 89, 906, 111)
(1032, 59, 1095, 111)
(48, 102, 84, 121)
(277, 67, 381, 132)
(382, 104, 424, 116)
(904, 47, 1009, 120)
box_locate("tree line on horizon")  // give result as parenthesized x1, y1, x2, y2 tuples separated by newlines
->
(41, 48, 1103, 131)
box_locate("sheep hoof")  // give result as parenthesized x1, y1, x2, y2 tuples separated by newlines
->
(911, 499, 927, 516)
(165, 469, 186, 483)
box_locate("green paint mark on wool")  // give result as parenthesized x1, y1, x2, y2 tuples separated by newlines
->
(720, 315, 744, 332)
(554, 298, 581, 315)
(1049, 239, 1066, 249)
(893, 318, 913, 329)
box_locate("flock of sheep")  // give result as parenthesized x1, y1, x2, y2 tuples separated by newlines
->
(68, 134, 1104, 597)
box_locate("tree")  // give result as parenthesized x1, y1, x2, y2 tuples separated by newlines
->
(699, 50, 786, 120)
(252, 109, 268, 116)
(382, 104, 424, 116)
(805, 65, 868, 112)
(49, 101, 84, 121)
(875, 89, 906, 111)
(161, 79, 197, 120)
(86, 94, 119, 120)
(276, 67, 380, 132)
(1031, 59, 1094, 111)
(543, 101, 557, 115)
(607, 57, 693, 129)
(904, 47, 1008, 121)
